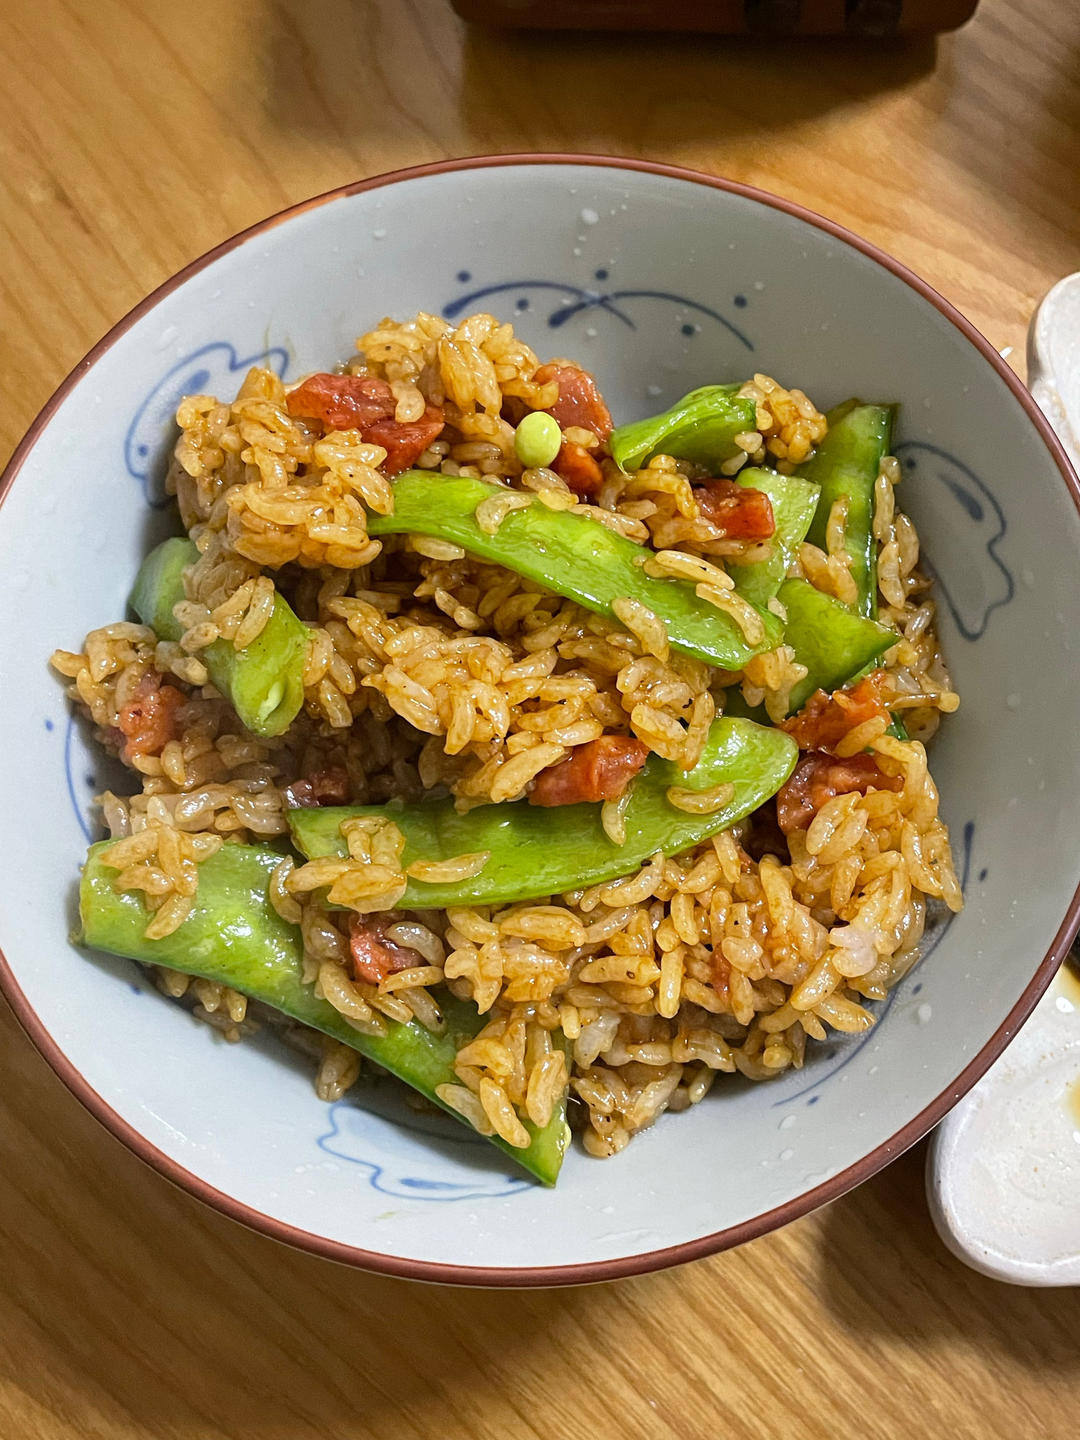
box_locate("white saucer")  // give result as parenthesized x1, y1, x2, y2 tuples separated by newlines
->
(926, 275, 1080, 1287)
(927, 965, 1080, 1285)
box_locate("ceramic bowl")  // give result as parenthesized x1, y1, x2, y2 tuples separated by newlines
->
(2, 156, 1079, 1286)
(925, 273, 1080, 1287)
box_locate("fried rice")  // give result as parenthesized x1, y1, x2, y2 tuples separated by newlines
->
(53, 310, 961, 1162)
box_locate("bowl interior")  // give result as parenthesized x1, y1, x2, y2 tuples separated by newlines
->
(2, 160, 1079, 1279)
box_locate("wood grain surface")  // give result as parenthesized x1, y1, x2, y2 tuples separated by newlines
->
(3, 2, 1080, 1437)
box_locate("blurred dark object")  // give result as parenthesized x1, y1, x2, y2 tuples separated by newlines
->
(450, 0, 978, 33)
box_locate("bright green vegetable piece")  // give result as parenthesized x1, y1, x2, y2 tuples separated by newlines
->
(367, 473, 782, 669)
(513, 411, 562, 469)
(886, 712, 909, 742)
(78, 841, 569, 1184)
(779, 578, 895, 713)
(130, 537, 308, 737)
(289, 717, 798, 908)
(727, 468, 822, 609)
(799, 401, 894, 619)
(719, 688, 767, 725)
(608, 384, 758, 474)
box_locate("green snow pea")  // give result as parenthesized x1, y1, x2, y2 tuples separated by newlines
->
(130, 537, 308, 737)
(78, 840, 569, 1184)
(778, 578, 895, 713)
(718, 688, 767, 725)
(367, 473, 782, 670)
(722, 576, 897, 722)
(289, 716, 798, 908)
(799, 401, 894, 619)
(726, 469, 822, 609)
(609, 384, 758, 473)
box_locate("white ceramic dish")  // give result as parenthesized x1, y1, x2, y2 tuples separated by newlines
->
(2, 156, 1080, 1286)
(928, 964, 1080, 1285)
(926, 274, 1080, 1287)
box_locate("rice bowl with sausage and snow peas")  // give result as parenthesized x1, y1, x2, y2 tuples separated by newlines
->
(56, 310, 961, 1184)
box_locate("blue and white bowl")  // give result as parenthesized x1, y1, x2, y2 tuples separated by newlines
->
(2, 156, 1078, 1285)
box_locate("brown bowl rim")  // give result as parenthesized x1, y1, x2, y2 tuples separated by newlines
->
(2, 152, 1077, 1288)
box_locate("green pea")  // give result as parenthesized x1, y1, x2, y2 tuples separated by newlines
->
(514, 410, 562, 468)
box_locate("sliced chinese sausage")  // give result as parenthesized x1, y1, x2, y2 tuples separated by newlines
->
(365, 407, 445, 475)
(286, 373, 396, 430)
(552, 441, 604, 498)
(775, 750, 902, 834)
(534, 363, 614, 443)
(286, 373, 444, 472)
(693, 479, 775, 540)
(348, 915, 425, 985)
(116, 673, 186, 763)
(529, 736, 649, 808)
(284, 767, 351, 809)
(782, 673, 891, 753)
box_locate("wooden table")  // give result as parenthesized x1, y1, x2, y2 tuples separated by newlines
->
(3, 3, 1079, 1436)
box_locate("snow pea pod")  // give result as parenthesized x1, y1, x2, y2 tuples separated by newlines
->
(78, 840, 569, 1184)
(289, 717, 798, 908)
(130, 537, 308, 737)
(779, 578, 895, 713)
(367, 473, 782, 670)
(609, 385, 758, 473)
(799, 401, 894, 618)
(719, 688, 768, 725)
(727, 468, 821, 608)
